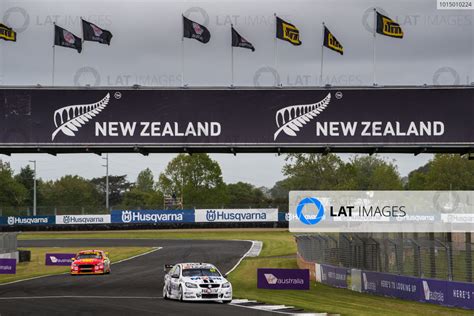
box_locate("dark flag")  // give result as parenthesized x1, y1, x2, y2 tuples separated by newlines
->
(376, 11, 404, 38)
(54, 25, 82, 53)
(323, 26, 343, 55)
(183, 15, 211, 43)
(82, 19, 113, 45)
(276, 16, 301, 46)
(0, 23, 16, 42)
(231, 26, 255, 51)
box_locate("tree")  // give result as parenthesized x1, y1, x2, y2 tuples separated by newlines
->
(227, 182, 267, 207)
(407, 154, 474, 190)
(121, 189, 163, 209)
(136, 168, 155, 192)
(157, 154, 227, 208)
(0, 160, 28, 207)
(90, 175, 132, 207)
(282, 153, 349, 190)
(14, 165, 40, 207)
(344, 156, 403, 190)
(47, 175, 102, 211)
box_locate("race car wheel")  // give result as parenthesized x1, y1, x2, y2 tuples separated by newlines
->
(163, 285, 169, 300)
(178, 285, 183, 302)
(222, 300, 232, 304)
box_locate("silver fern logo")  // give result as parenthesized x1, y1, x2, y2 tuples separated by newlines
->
(52, 93, 110, 141)
(274, 93, 331, 140)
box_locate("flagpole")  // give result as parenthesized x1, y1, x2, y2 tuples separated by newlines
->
(52, 23, 56, 86)
(181, 15, 185, 87)
(320, 22, 325, 86)
(274, 13, 278, 87)
(231, 25, 234, 87)
(373, 8, 377, 86)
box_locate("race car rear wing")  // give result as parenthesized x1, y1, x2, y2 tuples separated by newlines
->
(164, 264, 174, 273)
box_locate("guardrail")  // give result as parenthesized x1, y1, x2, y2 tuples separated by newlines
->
(0, 209, 291, 231)
(296, 234, 474, 310)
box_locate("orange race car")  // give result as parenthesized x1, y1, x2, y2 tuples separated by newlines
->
(70, 250, 111, 275)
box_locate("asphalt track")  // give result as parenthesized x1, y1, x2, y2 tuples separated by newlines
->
(0, 239, 276, 316)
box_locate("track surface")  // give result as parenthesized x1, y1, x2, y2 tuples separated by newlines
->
(0, 239, 273, 315)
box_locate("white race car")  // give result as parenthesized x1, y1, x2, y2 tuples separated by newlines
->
(163, 263, 232, 303)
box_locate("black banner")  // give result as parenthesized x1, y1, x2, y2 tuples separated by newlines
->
(0, 87, 472, 153)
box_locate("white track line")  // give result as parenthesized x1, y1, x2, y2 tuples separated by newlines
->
(0, 247, 162, 286)
(229, 303, 327, 316)
(225, 240, 261, 275)
(0, 296, 163, 300)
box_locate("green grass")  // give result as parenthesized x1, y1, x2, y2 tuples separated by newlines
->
(0, 247, 153, 284)
(17, 229, 473, 315)
(228, 257, 471, 316)
(18, 229, 295, 257)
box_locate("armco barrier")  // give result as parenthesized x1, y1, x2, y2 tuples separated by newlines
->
(320, 264, 350, 289)
(361, 270, 474, 309)
(299, 255, 474, 310)
(0, 216, 55, 226)
(56, 215, 110, 225)
(0, 210, 289, 230)
(195, 209, 278, 222)
(111, 210, 195, 223)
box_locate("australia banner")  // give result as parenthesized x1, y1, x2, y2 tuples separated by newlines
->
(45, 253, 75, 266)
(257, 268, 310, 290)
(0, 87, 472, 152)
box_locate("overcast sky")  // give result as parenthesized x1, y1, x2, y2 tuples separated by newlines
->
(0, 0, 472, 187)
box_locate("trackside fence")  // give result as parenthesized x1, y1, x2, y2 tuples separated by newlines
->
(296, 233, 474, 283)
(296, 234, 474, 310)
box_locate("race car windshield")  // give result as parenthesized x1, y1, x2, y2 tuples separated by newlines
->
(77, 254, 102, 259)
(182, 268, 221, 277)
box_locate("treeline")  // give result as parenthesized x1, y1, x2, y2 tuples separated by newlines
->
(0, 153, 472, 215)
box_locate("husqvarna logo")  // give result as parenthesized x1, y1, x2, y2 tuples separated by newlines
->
(206, 210, 217, 222)
(122, 211, 132, 223)
(7, 217, 15, 225)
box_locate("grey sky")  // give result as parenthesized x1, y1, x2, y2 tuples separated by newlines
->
(0, 0, 472, 187)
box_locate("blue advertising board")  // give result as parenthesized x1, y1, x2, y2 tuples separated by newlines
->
(0, 216, 55, 226)
(361, 270, 474, 309)
(111, 210, 195, 223)
(320, 264, 349, 289)
(0, 259, 16, 274)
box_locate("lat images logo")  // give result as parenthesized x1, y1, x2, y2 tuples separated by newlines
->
(296, 197, 325, 225)
(273, 93, 331, 140)
(264, 273, 278, 285)
(51, 93, 111, 141)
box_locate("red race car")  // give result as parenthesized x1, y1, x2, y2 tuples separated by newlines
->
(70, 250, 111, 275)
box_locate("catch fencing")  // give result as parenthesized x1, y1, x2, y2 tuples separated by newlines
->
(296, 233, 474, 283)
(0, 233, 17, 254)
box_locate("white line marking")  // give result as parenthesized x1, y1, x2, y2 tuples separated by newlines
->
(0, 296, 163, 300)
(229, 303, 327, 316)
(0, 247, 162, 286)
(225, 240, 261, 275)
(113, 247, 162, 264)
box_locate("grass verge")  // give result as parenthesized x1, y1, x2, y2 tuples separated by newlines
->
(0, 247, 153, 284)
(17, 229, 472, 315)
